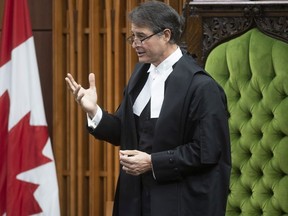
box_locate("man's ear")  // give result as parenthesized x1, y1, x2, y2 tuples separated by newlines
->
(163, 29, 172, 42)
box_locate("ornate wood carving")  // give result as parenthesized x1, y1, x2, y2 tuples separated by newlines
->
(257, 16, 288, 41)
(202, 16, 252, 59)
(184, 1, 288, 65)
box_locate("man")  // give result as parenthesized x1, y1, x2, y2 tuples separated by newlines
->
(65, 1, 231, 216)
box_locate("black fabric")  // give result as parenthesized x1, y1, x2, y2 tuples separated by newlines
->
(135, 101, 158, 216)
(135, 101, 157, 154)
(90, 53, 231, 216)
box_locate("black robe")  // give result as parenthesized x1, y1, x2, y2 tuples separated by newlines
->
(89, 53, 231, 216)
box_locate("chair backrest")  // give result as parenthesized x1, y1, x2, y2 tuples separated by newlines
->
(205, 28, 288, 215)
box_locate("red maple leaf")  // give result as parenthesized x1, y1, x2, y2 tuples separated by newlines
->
(0, 92, 52, 216)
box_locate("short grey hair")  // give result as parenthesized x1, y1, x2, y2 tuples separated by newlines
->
(128, 1, 185, 44)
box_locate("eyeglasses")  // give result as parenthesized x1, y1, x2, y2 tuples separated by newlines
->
(126, 30, 163, 45)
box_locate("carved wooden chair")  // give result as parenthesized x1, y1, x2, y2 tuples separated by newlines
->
(183, 1, 288, 215)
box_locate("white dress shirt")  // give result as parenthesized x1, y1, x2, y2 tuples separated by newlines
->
(133, 47, 183, 118)
(88, 47, 183, 128)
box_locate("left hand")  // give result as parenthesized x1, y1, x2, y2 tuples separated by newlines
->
(119, 150, 152, 176)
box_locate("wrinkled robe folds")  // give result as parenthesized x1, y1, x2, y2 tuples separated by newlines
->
(89, 53, 231, 216)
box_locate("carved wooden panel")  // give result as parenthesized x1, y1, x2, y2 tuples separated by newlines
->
(183, 1, 288, 66)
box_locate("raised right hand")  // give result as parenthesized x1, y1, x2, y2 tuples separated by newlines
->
(65, 73, 98, 118)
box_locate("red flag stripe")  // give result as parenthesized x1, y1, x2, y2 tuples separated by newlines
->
(0, 91, 9, 214)
(0, 0, 32, 66)
(0, 0, 60, 215)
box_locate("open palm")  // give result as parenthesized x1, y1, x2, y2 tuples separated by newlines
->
(65, 73, 98, 117)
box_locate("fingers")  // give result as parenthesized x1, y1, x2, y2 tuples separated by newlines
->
(119, 151, 135, 168)
(73, 84, 81, 98)
(65, 73, 97, 94)
(120, 150, 139, 157)
(65, 73, 83, 105)
(119, 150, 151, 176)
(75, 90, 85, 104)
(65, 73, 98, 116)
(88, 73, 96, 89)
(65, 73, 79, 91)
(65, 76, 74, 91)
(122, 167, 138, 176)
(121, 162, 139, 176)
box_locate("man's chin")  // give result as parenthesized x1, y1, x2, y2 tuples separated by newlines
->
(137, 56, 149, 63)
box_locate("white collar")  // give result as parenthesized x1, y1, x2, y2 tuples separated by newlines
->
(147, 47, 183, 74)
(133, 47, 183, 118)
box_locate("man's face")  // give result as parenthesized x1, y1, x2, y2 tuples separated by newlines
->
(130, 24, 169, 66)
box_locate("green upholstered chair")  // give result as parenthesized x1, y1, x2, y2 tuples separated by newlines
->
(205, 28, 288, 215)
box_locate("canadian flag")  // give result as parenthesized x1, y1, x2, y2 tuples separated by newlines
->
(0, 0, 60, 215)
